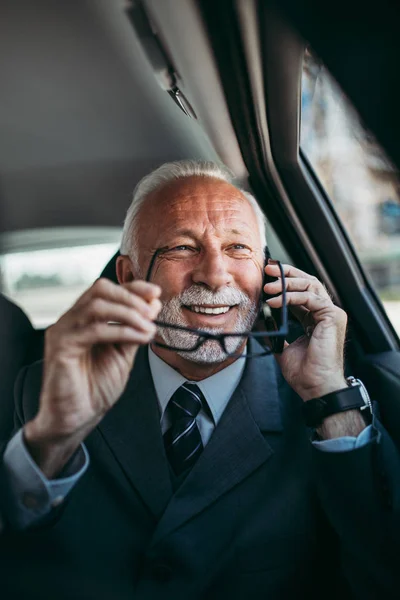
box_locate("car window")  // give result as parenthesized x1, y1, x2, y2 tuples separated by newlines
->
(0, 227, 120, 328)
(301, 48, 400, 334)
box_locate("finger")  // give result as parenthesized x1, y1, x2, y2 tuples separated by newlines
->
(266, 291, 334, 316)
(73, 278, 161, 311)
(72, 278, 129, 309)
(265, 263, 320, 281)
(123, 280, 162, 302)
(147, 297, 163, 320)
(79, 299, 161, 333)
(67, 321, 157, 348)
(267, 292, 347, 331)
(63, 297, 158, 331)
(264, 276, 330, 299)
(72, 283, 160, 320)
(57, 294, 162, 337)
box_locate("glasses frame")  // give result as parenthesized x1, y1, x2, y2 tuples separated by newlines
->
(145, 247, 289, 357)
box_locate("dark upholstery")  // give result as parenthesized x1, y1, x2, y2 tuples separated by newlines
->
(0, 295, 36, 440)
(100, 251, 120, 283)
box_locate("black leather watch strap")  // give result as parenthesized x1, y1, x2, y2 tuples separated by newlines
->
(302, 385, 368, 428)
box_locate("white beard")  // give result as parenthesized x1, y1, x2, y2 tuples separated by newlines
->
(157, 285, 259, 363)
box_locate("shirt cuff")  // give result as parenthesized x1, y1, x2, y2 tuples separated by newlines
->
(3, 428, 89, 529)
(312, 424, 375, 452)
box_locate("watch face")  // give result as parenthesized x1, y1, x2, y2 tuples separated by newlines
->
(346, 377, 372, 412)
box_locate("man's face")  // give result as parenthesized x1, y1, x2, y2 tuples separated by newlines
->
(136, 176, 265, 363)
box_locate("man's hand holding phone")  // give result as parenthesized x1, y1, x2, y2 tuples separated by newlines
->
(263, 262, 348, 402)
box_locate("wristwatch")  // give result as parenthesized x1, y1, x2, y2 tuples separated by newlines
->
(302, 376, 373, 428)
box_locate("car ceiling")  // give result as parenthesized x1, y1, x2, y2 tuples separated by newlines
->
(0, 0, 218, 235)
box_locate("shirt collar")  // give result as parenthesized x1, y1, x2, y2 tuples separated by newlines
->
(148, 345, 246, 425)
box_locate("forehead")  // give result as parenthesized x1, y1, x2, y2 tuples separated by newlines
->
(142, 176, 258, 230)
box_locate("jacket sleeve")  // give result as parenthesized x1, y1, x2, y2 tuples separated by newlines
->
(0, 364, 89, 532)
(313, 404, 400, 598)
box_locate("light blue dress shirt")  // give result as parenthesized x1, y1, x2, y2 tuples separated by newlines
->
(3, 429, 89, 530)
(149, 346, 246, 444)
(2, 347, 372, 530)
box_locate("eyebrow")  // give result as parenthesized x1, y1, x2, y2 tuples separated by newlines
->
(170, 228, 250, 238)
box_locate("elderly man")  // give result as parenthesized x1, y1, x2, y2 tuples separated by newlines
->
(0, 160, 399, 599)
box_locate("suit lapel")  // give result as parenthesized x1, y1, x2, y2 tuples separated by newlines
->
(152, 339, 284, 543)
(97, 347, 172, 519)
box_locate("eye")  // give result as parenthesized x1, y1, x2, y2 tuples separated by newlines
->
(228, 244, 252, 253)
(171, 245, 195, 252)
(164, 245, 198, 256)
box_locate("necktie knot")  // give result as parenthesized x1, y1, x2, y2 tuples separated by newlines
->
(164, 383, 205, 476)
(169, 383, 203, 421)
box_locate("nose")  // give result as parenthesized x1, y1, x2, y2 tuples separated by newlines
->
(191, 249, 234, 291)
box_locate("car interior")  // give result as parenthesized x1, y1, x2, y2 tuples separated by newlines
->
(1, 0, 400, 464)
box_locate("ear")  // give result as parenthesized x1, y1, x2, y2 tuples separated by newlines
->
(116, 255, 136, 284)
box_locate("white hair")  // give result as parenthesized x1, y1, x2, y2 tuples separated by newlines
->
(120, 159, 267, 269)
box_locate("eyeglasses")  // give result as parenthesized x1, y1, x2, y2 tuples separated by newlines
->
(145, 247, 288, 358)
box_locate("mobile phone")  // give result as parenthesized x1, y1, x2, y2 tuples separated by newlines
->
(260, 246, 285, 353)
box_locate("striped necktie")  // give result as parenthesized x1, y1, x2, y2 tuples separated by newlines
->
(164, 383, 204, 476)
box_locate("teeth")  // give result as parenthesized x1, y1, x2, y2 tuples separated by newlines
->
(190, 306, 230, 315)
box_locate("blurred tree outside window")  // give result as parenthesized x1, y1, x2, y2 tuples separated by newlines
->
(301, 48, 400, 334)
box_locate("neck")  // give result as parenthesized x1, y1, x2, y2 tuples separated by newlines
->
(151, 342, 246, 381)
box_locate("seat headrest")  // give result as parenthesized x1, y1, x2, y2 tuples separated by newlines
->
(100, 250, 120, 283)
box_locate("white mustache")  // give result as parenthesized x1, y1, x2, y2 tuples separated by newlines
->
(157, 284, 259, 363)
(178, 285, 250, 307)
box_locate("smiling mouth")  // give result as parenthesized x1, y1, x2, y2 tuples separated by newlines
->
(184, 305, 235, 315)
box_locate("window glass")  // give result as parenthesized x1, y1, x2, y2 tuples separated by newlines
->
(0, 228, 121, 328)
(301, 49, 400, 334)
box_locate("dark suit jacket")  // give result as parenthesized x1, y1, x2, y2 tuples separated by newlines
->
(0, 340, 399, 600)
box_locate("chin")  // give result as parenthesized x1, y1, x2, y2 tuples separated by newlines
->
(176, 341, 233, 364)
(177, 352, 227, 365)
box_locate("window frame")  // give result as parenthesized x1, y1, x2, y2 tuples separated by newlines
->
(258, 11, 399, 353)
(202, 0, 399, 354)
